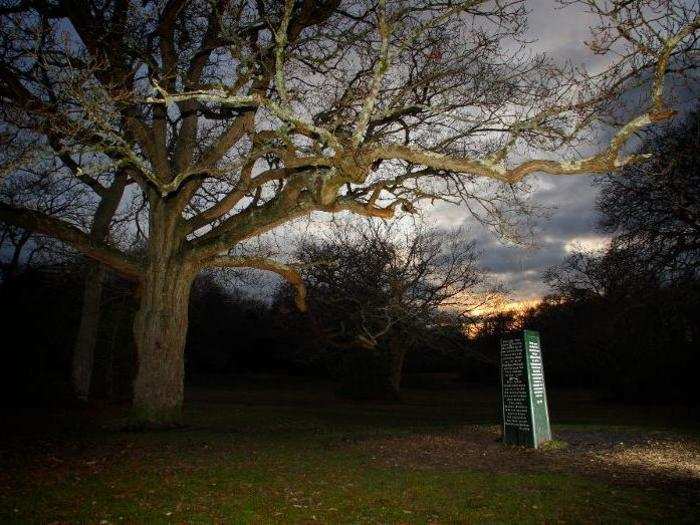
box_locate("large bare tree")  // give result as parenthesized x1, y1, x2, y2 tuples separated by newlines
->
(0, 0, 697, 424)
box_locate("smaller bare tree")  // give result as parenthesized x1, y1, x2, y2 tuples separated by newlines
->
(278, 220, 501, 397)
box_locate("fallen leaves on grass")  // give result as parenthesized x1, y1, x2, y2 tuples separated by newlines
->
(596, 439, 700, 479)
(355, 425, 700, 494)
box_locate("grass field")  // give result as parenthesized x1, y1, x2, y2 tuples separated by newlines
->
(1, 377, 698, 524)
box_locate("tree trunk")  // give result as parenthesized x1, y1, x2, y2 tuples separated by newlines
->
(1, 229, 31, 280)
(131, 201, 196, 426)
(387, 337, 407, 397)
(71, 263, 106, 401)
(71, 173, 128, 401)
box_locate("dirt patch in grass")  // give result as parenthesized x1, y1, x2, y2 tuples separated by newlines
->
(356, 425, 700, 496)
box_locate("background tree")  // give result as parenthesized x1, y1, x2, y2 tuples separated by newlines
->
(0, 166, 90, 279)
(531, 247, 699, 401)
(0, 0, 697, 424)
(0, 258, 140, 406)
(276, 221, 499, 398)
(521, 112, 700, 400)
(596, 108, 700, 281)
(0, 163, 131, 401)
(70, 171, 130, 402)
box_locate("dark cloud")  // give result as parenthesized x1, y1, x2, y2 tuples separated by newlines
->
(435, 171, 612, 301)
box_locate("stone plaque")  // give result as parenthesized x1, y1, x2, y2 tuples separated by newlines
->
(500, 330, 551, 448)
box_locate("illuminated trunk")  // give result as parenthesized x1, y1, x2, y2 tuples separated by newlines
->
(131, 201, 195, 426)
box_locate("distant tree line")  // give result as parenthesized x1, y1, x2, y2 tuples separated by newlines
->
(1, 221, 492, 404)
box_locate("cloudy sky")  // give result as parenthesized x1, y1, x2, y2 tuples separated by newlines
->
(424, 1, 695, 305)
(431, 175, 608, 303)
(422, 2, 608, 303)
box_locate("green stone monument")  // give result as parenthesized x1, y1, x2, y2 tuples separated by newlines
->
(500, 330, 551, 448)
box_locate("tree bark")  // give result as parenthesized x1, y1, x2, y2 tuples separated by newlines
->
(71, 263, 106, 401)
(387, 337, 407, 397)
(131, 200, 195, 426)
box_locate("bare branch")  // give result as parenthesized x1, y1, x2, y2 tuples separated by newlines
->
(204, 255, 307, 311)
(0, 203, 142, 280)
